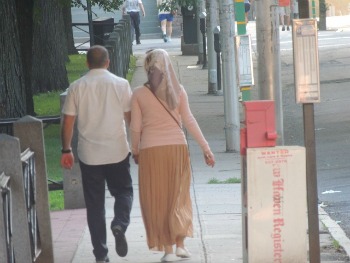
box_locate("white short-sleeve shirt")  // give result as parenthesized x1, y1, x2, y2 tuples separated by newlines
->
(123, 0, 142, 12)
(62, 68, 132, 165)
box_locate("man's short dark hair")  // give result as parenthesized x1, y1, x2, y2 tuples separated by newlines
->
(87, 45, 109, 69)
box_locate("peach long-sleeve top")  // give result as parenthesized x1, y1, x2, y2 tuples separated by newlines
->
(130, 86, 210, 155)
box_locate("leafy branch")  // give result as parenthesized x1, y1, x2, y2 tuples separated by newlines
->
(71, 0, 124, 12)
(158, 0, 199, 12)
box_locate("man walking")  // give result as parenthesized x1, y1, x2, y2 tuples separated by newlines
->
(122, 0, 145, 45)
(61, 45, 133, 263)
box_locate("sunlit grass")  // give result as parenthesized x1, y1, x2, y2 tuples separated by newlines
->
(208, 177, 241, 184)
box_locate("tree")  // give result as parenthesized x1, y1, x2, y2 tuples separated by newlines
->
(0, 0, 27, 118)
(31, 0, 69, 94)
(15, 0, 35, 115)
(318, 0, 327, 30)
(1, 0, 129, 120)
(63, 3, 78, 55)
(158, 0, 196, 11)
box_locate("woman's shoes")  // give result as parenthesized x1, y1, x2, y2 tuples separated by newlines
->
(175, 247, 191, 258)
(160, 247, 191, 261)
(160, 253, 175, 262)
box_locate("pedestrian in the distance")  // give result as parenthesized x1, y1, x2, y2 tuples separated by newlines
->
(61, 45, 133, 263)
(157, 0, 176, 42)
(279, 0, 291, 31)
(130, 49, 215, 262)
(122, 0, 146, 45)
(244, 0, 251, 24)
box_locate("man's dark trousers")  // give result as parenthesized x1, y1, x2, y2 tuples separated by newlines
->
(80, 153, 133, 261)
(128, 11, 141, 44)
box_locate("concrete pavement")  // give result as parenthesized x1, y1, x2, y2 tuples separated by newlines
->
(51, 19, 350, 262)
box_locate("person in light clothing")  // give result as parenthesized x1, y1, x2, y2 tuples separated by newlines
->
(61, 45, 133, 263)
(122, 0, 145, 44)
(130, 49, 215, 262)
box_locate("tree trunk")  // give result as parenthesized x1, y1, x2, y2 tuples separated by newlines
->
(63, 5, 78, 55)
(15, 0, 35, 115)
(0, 0, 26, 118)
(32, 0, 69, 94)
(319, 0, 327, 30)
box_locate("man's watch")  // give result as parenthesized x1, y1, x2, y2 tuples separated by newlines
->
(61, 148, 72, 154)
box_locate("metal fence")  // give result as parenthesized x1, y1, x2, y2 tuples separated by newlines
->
(105, 16, 133, 78)
(0, 148, 43, 262)
(0, 172, 15, 263)
(21, 149, 41, 260)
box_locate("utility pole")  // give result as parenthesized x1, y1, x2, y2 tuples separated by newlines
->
(297, 1, 321, 262)
(255, 0, 284, 145)
(206, 0, 218, 94)
(197, 0, 206, 64)
(218, 0, 240, 152)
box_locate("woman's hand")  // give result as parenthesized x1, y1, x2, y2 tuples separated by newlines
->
(132, 154, 139, 165)
(204, 150, 215, 167)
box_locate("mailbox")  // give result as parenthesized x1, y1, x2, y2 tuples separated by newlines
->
(240, 100, 277, 155)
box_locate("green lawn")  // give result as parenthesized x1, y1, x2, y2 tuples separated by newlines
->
(35, 54, 136, 210)
(208, 177, 241, 184)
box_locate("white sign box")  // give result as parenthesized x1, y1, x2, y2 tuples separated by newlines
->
(292, 19, 320, 103)
(235, 35, 254, 87)
(247, 146, 308, 263)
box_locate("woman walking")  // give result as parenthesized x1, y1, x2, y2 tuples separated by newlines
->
(130, 49, 215, 262)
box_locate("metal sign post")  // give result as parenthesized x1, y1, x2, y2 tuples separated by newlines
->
(292, 18, 321, 263)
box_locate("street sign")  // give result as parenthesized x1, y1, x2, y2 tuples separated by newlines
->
(247, 146, 308, 263)
(292, 19, 320, 103)
(235, 35, 254, 87)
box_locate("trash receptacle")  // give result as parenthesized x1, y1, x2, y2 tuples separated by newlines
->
(92, 17, 114, 46)
(181, 6, 197, 44)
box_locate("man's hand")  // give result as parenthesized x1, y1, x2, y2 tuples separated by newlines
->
(61, 152, 74, 169)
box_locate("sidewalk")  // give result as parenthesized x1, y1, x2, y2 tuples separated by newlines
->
(51, 19, 350, 262)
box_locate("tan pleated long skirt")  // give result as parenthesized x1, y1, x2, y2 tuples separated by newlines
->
(138, 144, 193, 251)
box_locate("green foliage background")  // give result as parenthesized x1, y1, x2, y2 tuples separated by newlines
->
(158, 0, 199, 12)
